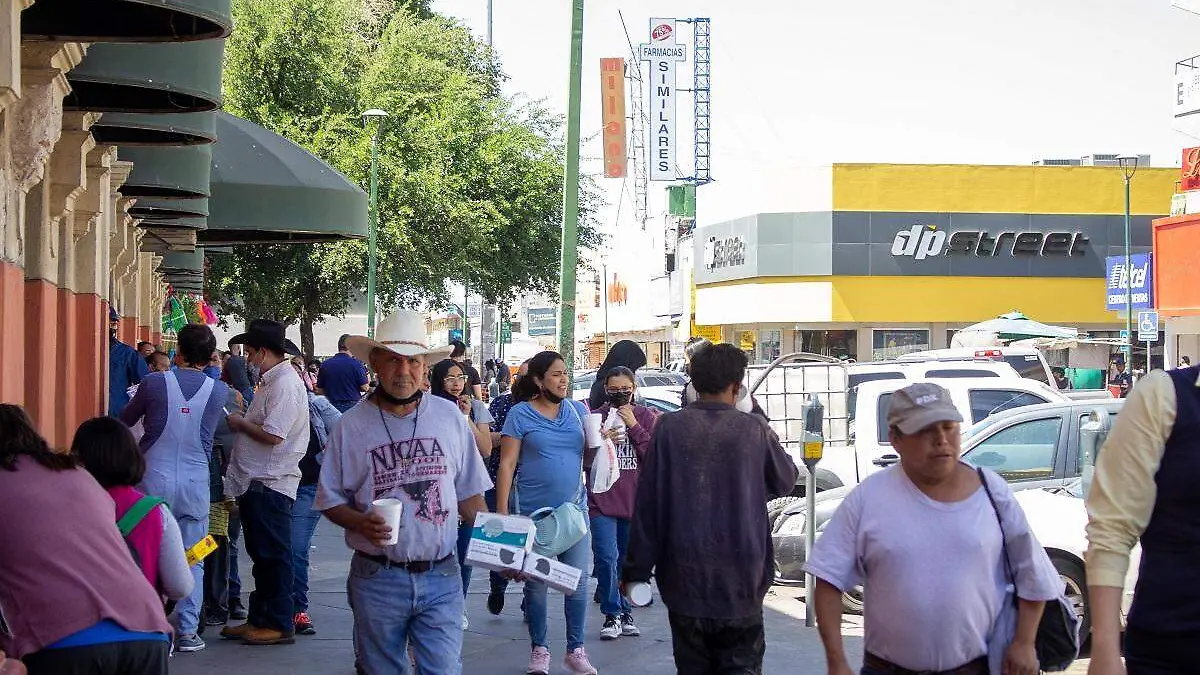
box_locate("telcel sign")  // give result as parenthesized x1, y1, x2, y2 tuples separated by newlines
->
(1105, 253, 1153, 311)
(891, 225, 1090, 261)
(703, 235, 746, 271)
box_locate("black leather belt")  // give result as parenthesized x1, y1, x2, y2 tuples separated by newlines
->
(862, 652, 987, 675)
(355, 551, 453, 574)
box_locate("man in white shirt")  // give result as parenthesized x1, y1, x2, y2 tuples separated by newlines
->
(806, 382, 1059, 675)
(220, 319, 311, 646)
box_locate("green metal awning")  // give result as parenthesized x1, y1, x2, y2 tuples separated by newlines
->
(22, 0, 232, 42)
(92, 111, 216, 146)
(65, 40, 224, 113)
(120, 145, 211, 199)
(162, 249, 204, 272)
(140, 217, 207, 230)
(129, 197, 208, 220)
(198, 112, 367, 244)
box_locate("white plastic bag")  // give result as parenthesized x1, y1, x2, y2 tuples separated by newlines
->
(591, 437, 619, 493)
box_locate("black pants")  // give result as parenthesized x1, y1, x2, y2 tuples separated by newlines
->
(22, 640, 169, 675)
(667, 611, 765, 675)
(1125, 628, 1192, 675)
(203, 534, 231, 623)
(238, 481, 295, 633)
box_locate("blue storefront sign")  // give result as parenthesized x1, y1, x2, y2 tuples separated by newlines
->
(1105, 253, 1153, 312)
(527, 307, 557, 336)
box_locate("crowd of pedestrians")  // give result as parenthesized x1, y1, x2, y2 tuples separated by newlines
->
(13, 306, 1197, 675)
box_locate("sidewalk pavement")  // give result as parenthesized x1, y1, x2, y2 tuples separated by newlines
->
(170, 519, 865, 675)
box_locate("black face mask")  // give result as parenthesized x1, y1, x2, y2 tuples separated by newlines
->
(540, 387, 564, 404)
(607, 391, 632, 407)
(375, 387, 423, 407)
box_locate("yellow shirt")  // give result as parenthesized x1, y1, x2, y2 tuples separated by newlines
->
(1084, 369, 1199, 588)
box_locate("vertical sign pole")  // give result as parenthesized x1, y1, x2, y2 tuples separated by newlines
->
(556, 0, 585, 371)
(1123, 175, 1132, 356)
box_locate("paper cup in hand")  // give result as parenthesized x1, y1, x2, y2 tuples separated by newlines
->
(371, 498, 403, 546)
(584, 413, 604, 448)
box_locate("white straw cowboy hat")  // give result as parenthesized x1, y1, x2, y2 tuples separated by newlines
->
(345, 311, 453, 363)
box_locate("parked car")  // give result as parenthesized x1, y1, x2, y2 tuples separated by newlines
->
(772, 399, 1124, 629)
(641, 397, 681, 414)
(572, 368, 686, 404)
(898, 346, 1056, 388)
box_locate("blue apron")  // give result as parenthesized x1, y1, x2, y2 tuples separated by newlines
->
(138, 371, 214, 520)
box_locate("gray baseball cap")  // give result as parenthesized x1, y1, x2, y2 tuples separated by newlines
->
(887, 382, 964, 435)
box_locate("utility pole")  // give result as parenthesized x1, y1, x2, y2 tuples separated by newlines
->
(556, 0, 584, 371)
(361, 109, 389, 339)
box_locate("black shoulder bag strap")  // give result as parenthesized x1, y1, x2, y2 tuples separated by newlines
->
(977, 467, 1019, 606)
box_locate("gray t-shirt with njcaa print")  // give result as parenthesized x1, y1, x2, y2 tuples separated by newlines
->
(315, 393, 492, 562)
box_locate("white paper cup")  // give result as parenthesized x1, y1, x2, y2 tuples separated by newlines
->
(371, 498, 403, 546)
(627, 581, 653, 607)
(584, 413, 604, 448)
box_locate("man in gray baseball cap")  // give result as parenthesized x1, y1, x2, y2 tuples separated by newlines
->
(804, 381, 1057, 675)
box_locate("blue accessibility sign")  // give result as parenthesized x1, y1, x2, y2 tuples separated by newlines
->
(1137, 311, 1159, 342)
(1105, 253, 1153, 312)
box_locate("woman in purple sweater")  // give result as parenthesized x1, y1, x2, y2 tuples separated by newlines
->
(587, 366, 658, 642)
(0, 405, 172, 674)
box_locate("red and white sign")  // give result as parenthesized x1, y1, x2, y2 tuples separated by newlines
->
(1182, 146, 1200, 192)
(638, 17, 686, 182)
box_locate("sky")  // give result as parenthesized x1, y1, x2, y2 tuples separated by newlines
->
(433, 0, 1200, 232)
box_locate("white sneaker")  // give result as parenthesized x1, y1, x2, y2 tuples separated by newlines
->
(620, 612, 640, 637)
(599, 615, 621, 641)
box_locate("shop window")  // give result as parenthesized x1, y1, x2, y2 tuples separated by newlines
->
(760, 330, 781, 364)
(871, 329, 930, 360)
(794, 330, 857, 361)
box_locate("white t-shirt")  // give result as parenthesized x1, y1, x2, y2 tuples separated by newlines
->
(315, 394, 492, 562)
(804, 465, 1060, 672)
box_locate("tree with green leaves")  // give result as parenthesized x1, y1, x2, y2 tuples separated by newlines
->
(207, 1, 600, 357)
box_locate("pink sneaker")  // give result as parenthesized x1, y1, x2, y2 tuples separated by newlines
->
(564, 647, 598, 675)
(526, 646, 551, 675)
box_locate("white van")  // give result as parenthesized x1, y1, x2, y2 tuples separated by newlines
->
(898, 346, 1056, 388)
(818, 377, 1070, 490)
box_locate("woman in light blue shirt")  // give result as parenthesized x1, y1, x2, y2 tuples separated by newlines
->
(496, 351, 597, 675)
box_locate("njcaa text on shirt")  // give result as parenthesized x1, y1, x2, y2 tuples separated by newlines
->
(369, 434, 452, 527)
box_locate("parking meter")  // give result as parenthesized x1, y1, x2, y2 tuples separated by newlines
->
(1079, 408, 1110, 498)
(801, 395, 824, 627)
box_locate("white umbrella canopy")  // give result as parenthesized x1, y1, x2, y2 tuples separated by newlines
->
(958, 311, 1079, 341)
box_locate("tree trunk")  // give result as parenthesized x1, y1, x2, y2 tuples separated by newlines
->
(299, 313, 315, 361)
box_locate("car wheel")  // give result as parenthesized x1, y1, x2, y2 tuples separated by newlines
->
(1052, 556, 1089, 643)
(767, 496, 803, 527)
(841, 585, 864, 615)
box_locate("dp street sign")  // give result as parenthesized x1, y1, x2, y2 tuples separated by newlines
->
(500, 319, 512, 345)
(1138, 311, 1160, 342)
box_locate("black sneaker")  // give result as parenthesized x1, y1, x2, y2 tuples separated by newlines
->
(205, 613, 229, 627)
(600, 615, 621, 641)
(229, 598, 248, 621)
(487, 588, 505, 615)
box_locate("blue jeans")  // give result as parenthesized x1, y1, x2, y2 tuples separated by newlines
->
(237, 482, 295, 633)
(228, 514, 242, 600)
(347, 553, 463, 674)
(174, 513, 208, 635)
(456, 523, 472, 596)
(290, 484, 322, 612)
(524, 534, 592, 652)
(590, 515, 631, 616)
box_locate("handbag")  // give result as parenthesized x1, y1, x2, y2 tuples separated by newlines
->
(977, 468, 1080, 672)
(529, 501, 589, 557)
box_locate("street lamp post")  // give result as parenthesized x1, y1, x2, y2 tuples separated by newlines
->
(362, 109, 389, 339)
(1118, 154, 1139, 359)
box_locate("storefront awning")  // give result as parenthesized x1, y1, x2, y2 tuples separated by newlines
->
(198, 112, 368, 244)
(64, 40, 224, 113)
(119, 145, 211, 199)
(161, 249, 204, 273)
(22, 0, 232, 42)
(91, 111, 216, 146)
(129, 197, 209, 220)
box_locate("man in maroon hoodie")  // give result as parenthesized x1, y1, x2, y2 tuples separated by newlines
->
(588, 365, 658, 642)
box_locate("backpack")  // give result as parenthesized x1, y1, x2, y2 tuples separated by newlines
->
(116, 495, 165, 573)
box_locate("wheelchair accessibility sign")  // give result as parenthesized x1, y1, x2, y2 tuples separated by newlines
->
(1137, 311, 1159, 342)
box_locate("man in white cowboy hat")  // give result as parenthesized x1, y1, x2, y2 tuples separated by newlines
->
(220, 319, 311, 647)
(315, 311, 492, 674)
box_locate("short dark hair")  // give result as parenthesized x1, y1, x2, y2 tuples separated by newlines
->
(72, 417, 145, 488)
(689, 343, 748, 394)
(450, 340, 467, 358)
(338, 334, 350, 351)
(604, 366, 636, 386)
(178, 323, 217, 367)
(0, 404, 77, 472)
(146, 351, 170, 368)
(136, 341, 151, 350)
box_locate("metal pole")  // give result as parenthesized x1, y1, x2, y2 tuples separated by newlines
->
(464, 282, 471, 348)
(556, 0, 585, 370)
(1124, 175, 1132, 357)
(486, 0, 493, 47)
(366, 123, 382, 340)
(602, 263, 610, 353)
